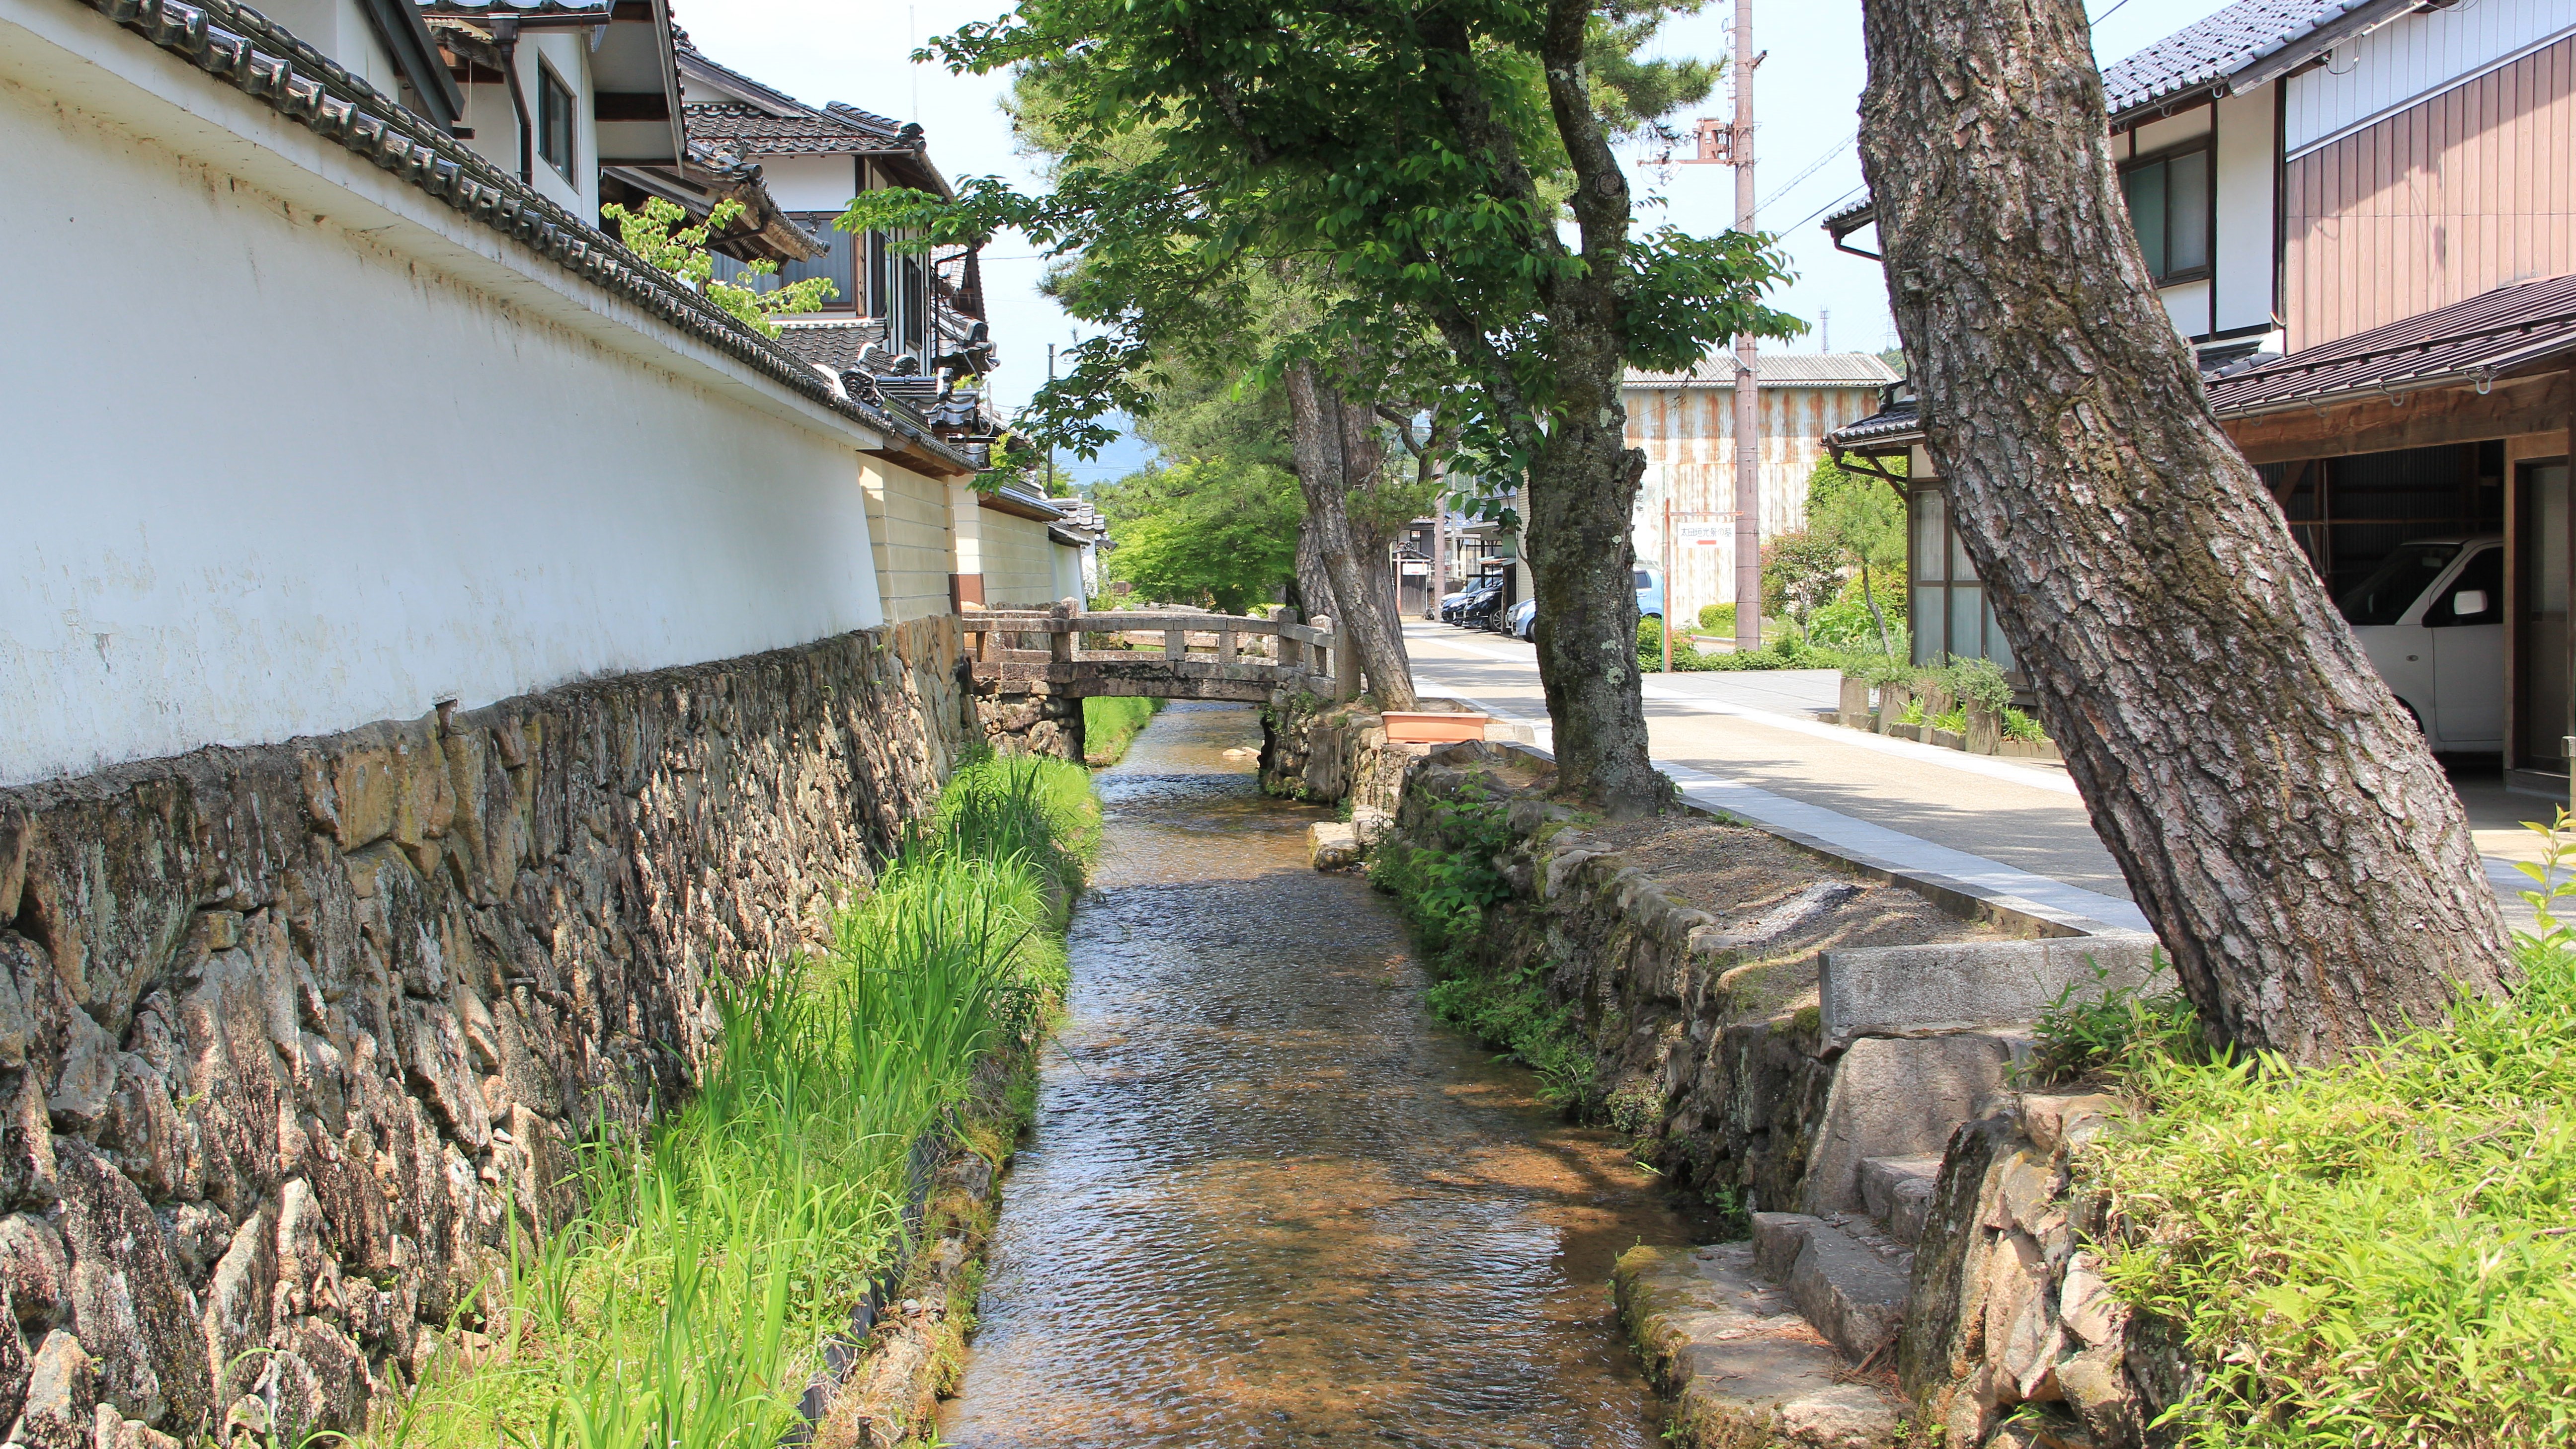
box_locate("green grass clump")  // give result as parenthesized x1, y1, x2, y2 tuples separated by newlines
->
(1365, 794, 1596, 1110)
(1081, 695, 1163, 766)
(384, 751, 1094, 1449)
(2080, 824, 2576, 1448)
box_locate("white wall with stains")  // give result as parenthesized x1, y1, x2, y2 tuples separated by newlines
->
(0, 0, 891, 786)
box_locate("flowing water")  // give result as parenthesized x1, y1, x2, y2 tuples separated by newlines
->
(938, 702, 1701, 1448)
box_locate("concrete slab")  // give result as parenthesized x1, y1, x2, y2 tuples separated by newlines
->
(1818, 935, 2169, 1049)
(1614, 1242, 1902, 1448)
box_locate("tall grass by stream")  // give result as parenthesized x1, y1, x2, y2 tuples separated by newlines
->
(381, 752, 1095, 1449)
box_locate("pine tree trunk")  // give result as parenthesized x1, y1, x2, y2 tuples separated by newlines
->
(1859, 0, 2514, 1063)
(1284, 361, 1418, 710)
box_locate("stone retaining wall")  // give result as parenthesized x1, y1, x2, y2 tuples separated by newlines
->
(1902, 1098, 2188, 1449)
(0, 617, 973, 1443)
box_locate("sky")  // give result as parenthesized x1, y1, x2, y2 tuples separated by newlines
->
(676, 0, 2248, 485)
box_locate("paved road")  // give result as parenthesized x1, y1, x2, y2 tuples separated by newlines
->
(1402, 621, 2552, 934)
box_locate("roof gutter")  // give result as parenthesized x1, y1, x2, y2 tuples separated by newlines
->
(492, 15, 533, 185)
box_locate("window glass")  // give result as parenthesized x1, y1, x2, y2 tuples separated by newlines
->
(1911, 587, 1944, 663)
(2167, 150, 2211, 272)
(1984, 595, 2015, 672)
(2335, 542, 2461, 626)
(1948, 523, 1974, 582)
(2425, 547, 2504, 627)
(1912, 491, 1946, 583)
(538, 66, 574, 181)
(1949, 584, 1985, 663)
(2122, 160, 2168, 279)
(1633, 570, 1652, 589)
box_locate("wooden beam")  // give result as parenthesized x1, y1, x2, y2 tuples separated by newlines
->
(2226, 371, 2571, 465)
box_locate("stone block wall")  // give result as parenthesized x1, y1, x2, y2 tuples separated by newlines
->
(1901, 1098, 2190, 1449)
(0, 617, 972, 1444)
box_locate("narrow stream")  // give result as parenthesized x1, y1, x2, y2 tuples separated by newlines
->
(939, 702, 1699, 1448)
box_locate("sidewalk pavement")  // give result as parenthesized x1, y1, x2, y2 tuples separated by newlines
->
(1401, 622, 2555, 936)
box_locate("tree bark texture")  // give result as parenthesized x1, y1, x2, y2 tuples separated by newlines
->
(1284, 361, 1418, 710)
(1858, 0, 2514, 1063)
(1416, 0, 1663, 815)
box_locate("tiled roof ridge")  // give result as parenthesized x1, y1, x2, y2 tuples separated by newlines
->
(65, 0, 971, 470)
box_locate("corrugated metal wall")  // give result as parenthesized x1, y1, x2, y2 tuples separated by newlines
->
(2284, 34, 2576, 350)
(1626, 383, 1888, 629)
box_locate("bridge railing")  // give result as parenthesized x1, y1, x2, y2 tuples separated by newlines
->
(963, 602, 1358, 700)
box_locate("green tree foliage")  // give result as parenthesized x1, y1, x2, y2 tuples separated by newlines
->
(1804, 456, 1908, 654)
(845, 0, 1804, 811)
(603, 197, 839, 339)
(1100, 457, 1302, 613)
(1759, 532, 1846, 642)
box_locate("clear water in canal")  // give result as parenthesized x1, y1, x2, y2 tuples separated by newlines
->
(938, 702, 1701, 1448)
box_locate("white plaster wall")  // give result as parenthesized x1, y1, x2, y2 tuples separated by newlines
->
(757, 154, 857, 212)
(2159, 279, 2213, 341)
(0, 13, 888, 786)
(2128, 106, 2212, 155)
(2212, 87, 2278, 336)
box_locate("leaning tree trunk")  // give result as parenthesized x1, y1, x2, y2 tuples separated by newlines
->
(1859, 0, 2513, 1063)
(1285, 361, 1417, 709)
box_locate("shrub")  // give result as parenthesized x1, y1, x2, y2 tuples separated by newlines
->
(1945, 655, 2014, 713)
(1697, 602, 1736, 635)
(2002, 706, 2048, 743)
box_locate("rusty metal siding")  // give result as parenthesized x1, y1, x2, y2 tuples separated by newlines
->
(1625, 382, 1888, 628)
(2284, 33, 2576, 351)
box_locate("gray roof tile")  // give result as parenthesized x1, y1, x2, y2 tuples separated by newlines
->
(2100, 0, 2370, 117)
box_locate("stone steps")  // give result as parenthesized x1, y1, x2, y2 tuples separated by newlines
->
(1752, 1211, 1916, 1364)
(1615, 1242, 1902, 1448)
(1858, 1155, 1943, 1246)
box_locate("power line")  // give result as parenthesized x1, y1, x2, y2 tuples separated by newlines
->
(1784, 182, 1867, 238)
(1756, 128, 1858, 219)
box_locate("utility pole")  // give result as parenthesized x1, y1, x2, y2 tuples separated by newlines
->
(1731, 0, 1762, 656)
(1428, 471, 1448, 618)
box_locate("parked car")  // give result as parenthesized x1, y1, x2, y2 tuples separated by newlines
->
(1436, 585, 1477, 619)
(1454, 582, 1507, 629)
(2336, 534, 2503, 751)
(1444, 581, 1500, 625)
(1636, 566, 1663, 621)
(1504, 598, 1536, 640)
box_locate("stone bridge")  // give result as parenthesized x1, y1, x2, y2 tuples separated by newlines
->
(966, 603, 1353, 706)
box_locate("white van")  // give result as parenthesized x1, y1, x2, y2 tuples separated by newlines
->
(2338, 534, 2504, 751)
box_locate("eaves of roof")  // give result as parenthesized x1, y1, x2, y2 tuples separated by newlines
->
(1828, 272, 2576, 453)
(2204, 272, 2576, 416)
(67, 0, 975, 477)
(981, 486, 1067, 523)
(1626, 353, 1901, 388)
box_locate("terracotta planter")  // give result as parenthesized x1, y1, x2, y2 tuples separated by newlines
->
(1382, 712, 1491, 744)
